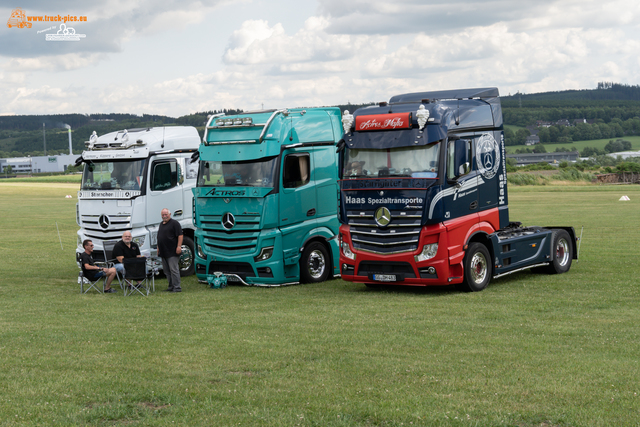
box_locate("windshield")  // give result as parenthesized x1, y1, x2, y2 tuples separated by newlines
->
(343, 143, 440, 178)
(198, 157, 278, 187)
(81, 159, 146, 190)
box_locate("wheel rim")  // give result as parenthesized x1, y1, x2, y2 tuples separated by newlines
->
(470, 251, 488, 284)
(307, 249, 326, 279)
(179, 244, 193, 272)
(556, 238, 570, 267)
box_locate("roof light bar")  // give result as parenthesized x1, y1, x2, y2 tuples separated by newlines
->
(214, 117, 253, 127)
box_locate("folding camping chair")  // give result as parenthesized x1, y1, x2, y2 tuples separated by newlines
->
(122, 257, 153, 296)
(77, 252, 108, 294)
(102, 240, 123, 289)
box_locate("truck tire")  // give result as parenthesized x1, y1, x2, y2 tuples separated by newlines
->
(300, 241, 330, 283)
(544, 229, 573, 274)
(458, 242, 492, 292)
(179, 235, 195, 277)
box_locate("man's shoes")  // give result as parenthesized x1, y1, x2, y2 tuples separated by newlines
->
(164, 288, 174, 292)
(104, 288, 117, 293)
(170, 288, 182, 292)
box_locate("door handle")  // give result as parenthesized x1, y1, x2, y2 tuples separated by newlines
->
(174, 210, 183, 217)
(469, 201, 478, 210)
(307, 209, 316, 217)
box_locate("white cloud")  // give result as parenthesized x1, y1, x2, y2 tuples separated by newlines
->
(223, 17, 387, 70)
(5, 53, 104, 72)
(1, 0, 639, 116)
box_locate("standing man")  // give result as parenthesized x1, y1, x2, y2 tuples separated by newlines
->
(158, 208, 183, 292)
(112, 230, 144, 277)
(80, 239, 118, 293)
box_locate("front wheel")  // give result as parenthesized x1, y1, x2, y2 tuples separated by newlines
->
(300, 242, 330, 283)
(179, 235, 195, 277)
(457, 242, 492, 292)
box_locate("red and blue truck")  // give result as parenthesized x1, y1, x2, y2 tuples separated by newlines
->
(337, 87, 577, 291)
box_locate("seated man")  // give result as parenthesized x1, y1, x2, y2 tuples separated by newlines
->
(112, 231, 145, 281)
(80, 239, 118, 293)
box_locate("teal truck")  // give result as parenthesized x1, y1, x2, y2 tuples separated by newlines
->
(193, 108, 343, 286)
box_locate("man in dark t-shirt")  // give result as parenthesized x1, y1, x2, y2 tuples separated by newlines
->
(112, 231, 143, 276)
(158, 208, 183, 292)
(80, 239, 118, 293)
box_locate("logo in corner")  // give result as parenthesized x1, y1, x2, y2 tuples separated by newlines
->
(7, 8, 31, 28)
(46, 23, 86, 41)
(476, 133, 500, 180)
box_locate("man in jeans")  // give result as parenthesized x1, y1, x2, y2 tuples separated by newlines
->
(113, 231, 145, 286)
(158, 208, 183, 292)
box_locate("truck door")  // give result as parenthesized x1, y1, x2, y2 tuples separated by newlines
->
(146, 157, 185, 227)
(445, 137, 479, 222)
(443, 138, 480, 254)
(279, 148, 316, 267)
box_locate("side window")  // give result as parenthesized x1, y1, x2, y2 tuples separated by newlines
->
(282, 153, 310, 189)
(447, 139, 472, 180)
(151, 160, 178, 191)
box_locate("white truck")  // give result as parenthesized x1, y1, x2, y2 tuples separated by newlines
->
(75, 126, 200, 276)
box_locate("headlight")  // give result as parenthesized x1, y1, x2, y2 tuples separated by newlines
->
(77, 235, 82, 249)
(197, 243, 206, 259)
(132, 235, 145, 247)
(254, 246, 274, 262)
(414, 243, 438, 262)
(340, 236, 356, 261)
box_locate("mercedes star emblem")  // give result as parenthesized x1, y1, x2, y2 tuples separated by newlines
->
(98, 214, 110, 229)
(222, 212, 236, 230)
(374, 207, 391, 227)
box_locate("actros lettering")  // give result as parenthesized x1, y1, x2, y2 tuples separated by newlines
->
(205, 188, 246, 197)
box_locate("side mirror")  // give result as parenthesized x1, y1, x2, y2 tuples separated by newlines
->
(458, 162, 470, 176)
(452, 139, 471, 179)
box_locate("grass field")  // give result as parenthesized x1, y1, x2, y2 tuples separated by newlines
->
(1, 182, 639, 426)
(505, 135, 640, 155)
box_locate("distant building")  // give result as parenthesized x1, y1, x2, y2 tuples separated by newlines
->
(525, 135, 540, 146)
(606, 151, 640, 160)
(0, 154, 78, 174)
(507, 151, 579, 166)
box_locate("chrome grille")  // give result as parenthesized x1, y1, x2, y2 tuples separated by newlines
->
(80, 214, 131, 240)
(200, 213, 261, 255)
(347, 210, 421, 254)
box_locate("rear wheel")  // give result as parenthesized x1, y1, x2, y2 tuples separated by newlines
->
(179, 236, 195, 277)
(457, 242, 492, 292)
(545, 230, 573, 274)
(300, 242, 330, 283)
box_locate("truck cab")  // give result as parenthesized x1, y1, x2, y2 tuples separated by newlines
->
(75, 126, 200, 275)
(338, 88, 577, 291)
(193, 108, 343, 286)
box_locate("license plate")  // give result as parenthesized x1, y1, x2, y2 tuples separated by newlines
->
(372, 274, 397, 282)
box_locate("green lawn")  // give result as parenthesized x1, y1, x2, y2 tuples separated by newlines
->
(2, 174, 82, 184)
(505, 135, 640, 154)
(1, 182, 639, 426)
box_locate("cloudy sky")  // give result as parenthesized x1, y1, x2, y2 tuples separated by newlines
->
(1, 0, 639, 117)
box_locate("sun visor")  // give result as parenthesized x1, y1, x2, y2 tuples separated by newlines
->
(345, 126, 447, 149)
